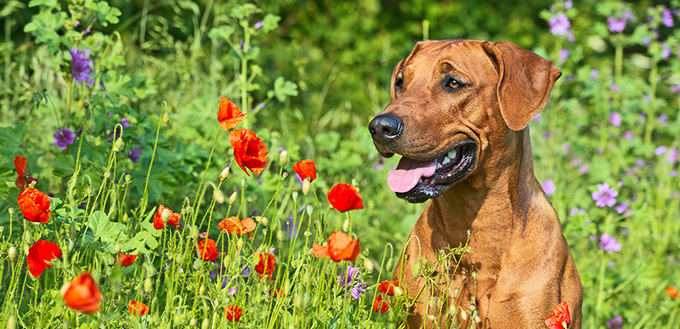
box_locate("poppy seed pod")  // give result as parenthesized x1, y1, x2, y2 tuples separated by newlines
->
(342, 219, 350, 232)
(113, 137, 124, 152)
(189, 318, 197, 326)
(394, 286, 403, 296)
(199, 285, 205, 295)
(8, 246, 16, 261)
(229, 192, 237, 205)
(236, 238, 244, 252)
(461, 310, 469, 321)
(144, 278, 153, 292)
(214, 189, 225, 204)
(161, 209, 171, 222)
(201, 318, 209, 329)
(302, 179, 310, 196)
(114, 245, 121, 253)
(162, 112, 170, 126)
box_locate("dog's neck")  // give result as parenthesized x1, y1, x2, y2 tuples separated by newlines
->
(427, 128, 545, 270)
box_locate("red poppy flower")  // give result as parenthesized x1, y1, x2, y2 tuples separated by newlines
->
(269, 288, 285, 297)
(61, 272, 102, 313)
(327, 183, 363, 212)
(26, 240, 62, 277)
(218, 97, 246, 131)
(312, 231, 361, 262)
(129, 301, 149, 315)
(17, 187, 51, 223)
(545, 301, 571, 329)
(229, 128, 269, 176)
(378, 280, 399, 296)
(116, 254, 138, 267)
(254, 251, 276, 279)
(218, 216, 256, 236)
(224, 303, 242, 321)
(293, 159, 317, 182)
(667, 287, 679, 299)
(373, 295, 390, 313)
(153, 205, 181, 230)
(196, 238, 219, 261)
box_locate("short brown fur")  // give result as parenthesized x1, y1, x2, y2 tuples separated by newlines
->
(371, 40, 582, 328)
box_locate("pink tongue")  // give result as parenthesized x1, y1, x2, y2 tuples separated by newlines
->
(387, 157, 437, 193)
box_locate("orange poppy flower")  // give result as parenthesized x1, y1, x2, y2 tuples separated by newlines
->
(61, 272, 102, 313)
(667, 287, 679, 299)
(218, 216, 256, 236)
(115, 254, 138, 267)
(14, 155, 38, 189)
(129, 300, 149, 315)
(229, 128, 269, 176)
(545, 301, 571, 329)
(26, 240, 62, 277)
(218, 97, 246, 131)
(196, 238, 219, 261)
(373, 295, 390, 312)
(378, 280, 399, 296)
(254, 251, 276, 279)
(17, 187, 51, 223)
(269, 288, 285, 298)
(312, 231, 361, 262)
(327, 183, 363, 212)
(293, 159, 317, 182)
(153, 205, 181, 230)
(224, 303, 242, 321)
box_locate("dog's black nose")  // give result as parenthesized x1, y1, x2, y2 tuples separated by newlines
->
(369, 114, 403, 143)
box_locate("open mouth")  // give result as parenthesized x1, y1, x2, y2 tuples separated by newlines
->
(387, 141, 478, 203)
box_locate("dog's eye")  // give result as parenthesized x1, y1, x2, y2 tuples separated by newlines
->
(394, 77, 404, 92)
(444, 76, 465, 91)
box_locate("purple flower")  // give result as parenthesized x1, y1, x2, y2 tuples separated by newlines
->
(541, 180, 556, 196)
(662, 8, 674, 27)
(642, 36, 651, 45)
(599, 234, 621, 253)
(579, 165, 589, 174)
(615, 202, 628, 214)
(294, 172, 303, 187)
(69, 48, 95, 85)
(671, 85, 680, 94)
(607, 17, 627, 32)
(336, 265, 367, 299)
(281, 216, 298, 239)
(592, 183, 618, 207)
(662, 45, 672, 60)
(128, 146, 142, 163)
(120, 118, 131, 129)
(548, 14, 571, 35)
(658, 114, 668, 122)
(655, 146, 667, 155)
(254, 21, 264, 29)
(559, 49, 569, 65)
(624, 10, 634, 21)
(569, 208, 586, 216)
(671, 170, 678, 177)
(610, 112, 621, 126)
(665, 148, 678, 164)
(565, 1, 573, 9)
(610, 83, 620, 93)
(83, 28, 91, 35)
(533, 113, 542, 121)
(590, 68, 599, 80)
(53, 126, 76, 150)
(622, 131, 634, 139)
(606, 315, 623, 329)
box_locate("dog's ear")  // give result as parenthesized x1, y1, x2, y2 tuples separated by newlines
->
(482, 40, 562, 131)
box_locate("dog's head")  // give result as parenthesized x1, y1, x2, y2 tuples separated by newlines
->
(369, 40, 561, 203)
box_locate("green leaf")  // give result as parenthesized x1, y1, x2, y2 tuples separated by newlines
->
(23, 10, 66, 53)
(86, 1, 121, 27)
(208, 26, 235, 41)
(261, 14, 281, 33)
(28, 0, 58, 8)
(88, 211, 127, 252)
(273, 77, 298, 102)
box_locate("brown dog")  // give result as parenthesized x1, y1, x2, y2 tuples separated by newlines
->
(369, 40, 582, 328)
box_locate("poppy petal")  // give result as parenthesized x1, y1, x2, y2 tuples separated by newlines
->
(293, 160, 317, 182)
(218, 97, 247, 131)
(229, 128, 269, 176)
(327, 183, 364, 212)
(14, 155, 27, 178)
(312, 243, 330, 258)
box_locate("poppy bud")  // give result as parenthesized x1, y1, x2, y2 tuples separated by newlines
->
(305, 206, 314, 217)
(276, 230, 283, 241)
(394, 286, 403, 296)
(8, 207, 14, 215)
(260, 217, 268, 226)
(113, 137, 124, 152)
(240, 178, 246, 187)
(114, 245, 121, 253)
(201, 318, 209, 329)
(83, 99, 90, 109)
(411, 260, 421, 277)
(386, 258, 394, 272)
(302, 179, 310, 196)
(460, 310, 468, 321)
(8, 246, 17, 261)
(282, 172, 288, 178)
(236, 239, 244, 252)
(448, 304, 457, 315)
(189, 318, 197, 326)
(103, 171, 110, 179)
(363, 258, 374, 272)
(303, 231, 312, 237)
(426, 315, 437, 322)
(162, 112, 170, 126)
(472, 271, 477, 279)
(475, 316, 481, 323)
(125, 174, 132, 182)
(85, 186, 93, 196)
(144, 278, 153, 292)
(428, 298, 438, 310)
(123, 214, 128, 223)
(199, 285, 205, 295)
(279, 151, 288, 166)
(161, 208, 171, 222)
(190, 226, 199, 239)
(292, 191, 298, 202)
(470, 302, 476, 311)
(229, 192, 237, 205)
(214, 189, 225, 204)
(342, 219, 350, 232)
(220, 166, 230, 181)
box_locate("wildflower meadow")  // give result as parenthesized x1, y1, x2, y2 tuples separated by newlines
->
(1, 0, 679, 328)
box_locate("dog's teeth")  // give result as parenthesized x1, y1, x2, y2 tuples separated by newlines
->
(436, 162, 443, 169)
(441, 157, 451, 165)
(447, 149, 458, 159)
